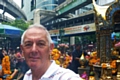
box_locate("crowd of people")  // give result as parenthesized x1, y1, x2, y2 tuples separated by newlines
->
(0, 24, 95, 80)
(0, 48, 29, 80)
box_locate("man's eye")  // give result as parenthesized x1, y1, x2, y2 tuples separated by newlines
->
(24, 43, 32, 47)
(38, 43, 45, 47)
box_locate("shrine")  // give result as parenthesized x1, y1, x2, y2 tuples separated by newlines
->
(78, 0, 120, 80)
(93, 0, 120, 80)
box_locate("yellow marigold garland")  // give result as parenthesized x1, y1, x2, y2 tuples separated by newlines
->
(51, 49, 71, 68)
(2, 55, 12, 80)
(2, 56, 11, 75)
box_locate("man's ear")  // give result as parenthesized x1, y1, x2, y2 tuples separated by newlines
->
(20, 45, 23, 53)
(50, 43, 54, 54)
(20, 45, 23, 51)
(50, 43, 54, 50)
(20, 45, 24, 56)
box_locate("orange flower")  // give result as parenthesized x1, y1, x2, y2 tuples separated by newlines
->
(2, 55, 12, 79)
(101, 63, 107, 68)
(53, 53, 60, 60)
(51, 49, 61, 60)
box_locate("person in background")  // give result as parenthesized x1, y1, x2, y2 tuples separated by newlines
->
(0, 49, 4, 64)
(20, 24, 83, 80)
(68, 44, 87, 74)
(0, 59, 2, 79)
(2, 49, 18, 79)
(15, 51, 29, 80)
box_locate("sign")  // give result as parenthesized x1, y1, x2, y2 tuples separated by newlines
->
(64, 23, 96, 34)
(49, 30, 59, 36)
(49, 23, 96, 36)
(58, 0, 87, 15)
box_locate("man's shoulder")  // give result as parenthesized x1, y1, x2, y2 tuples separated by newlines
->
(23, 69, 32, 80)
(72, 50, 77, 54)
(23, 68, 82, 80)
(54, 68, 81, 79)
(24, 69, 31, 75)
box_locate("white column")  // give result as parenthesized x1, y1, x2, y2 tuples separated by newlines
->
(70, 37, 75, 45)
(33, 9, 40, 24)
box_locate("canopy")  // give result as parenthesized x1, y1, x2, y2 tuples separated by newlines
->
(0, 24, 24, 37)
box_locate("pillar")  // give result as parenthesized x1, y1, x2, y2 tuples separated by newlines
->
(70, 37, 75, 45)
(33, 9, 40, 24)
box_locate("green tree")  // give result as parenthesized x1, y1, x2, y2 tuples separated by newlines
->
(2, 19, 30, 30)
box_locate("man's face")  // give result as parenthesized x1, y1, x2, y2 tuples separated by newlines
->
(21, 27, 53, 70)
(76, 45, 80, 50)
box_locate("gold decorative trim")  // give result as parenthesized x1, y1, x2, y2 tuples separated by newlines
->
(92, 0, 110, 20)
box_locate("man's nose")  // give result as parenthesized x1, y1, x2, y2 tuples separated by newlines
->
(32, 43, 37, 51)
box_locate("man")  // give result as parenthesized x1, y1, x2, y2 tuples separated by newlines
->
(68, 44, 87, 74)
(20, 24, 83, 80)
(15, 52, 29, 80)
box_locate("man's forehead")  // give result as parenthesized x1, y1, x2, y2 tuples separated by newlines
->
(25, 27, 44, 34)
(22, 27, 48, 42)
(24, 29, 46, 39)
(27, 27, 40, 31)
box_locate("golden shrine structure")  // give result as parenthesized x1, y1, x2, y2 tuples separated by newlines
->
(93, 0, 120, 80)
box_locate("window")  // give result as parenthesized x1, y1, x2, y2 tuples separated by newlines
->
(31, 0, 36, 11)
(21, 0, 24, 8)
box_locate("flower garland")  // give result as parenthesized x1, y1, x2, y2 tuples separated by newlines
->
(1, 55, 18, 80)
(2, 55, 12, 80)
(2, 55, 11, 75)
(51, 48, 71, 68)
(51, 49, 61, 65)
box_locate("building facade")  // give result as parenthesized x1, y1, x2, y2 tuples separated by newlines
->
(98, 0, 114, 5)
(22, 0, 59, 20)
(21, 0, 115, 45)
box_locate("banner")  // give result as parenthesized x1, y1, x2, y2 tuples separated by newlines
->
(49, 23, 96, 36)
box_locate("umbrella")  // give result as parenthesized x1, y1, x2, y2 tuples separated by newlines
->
(0, 24, 24, 37)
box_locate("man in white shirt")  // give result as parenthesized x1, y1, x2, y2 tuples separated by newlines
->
(20, 24, 83, 80)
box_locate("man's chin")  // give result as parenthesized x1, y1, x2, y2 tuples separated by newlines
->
(28, 62, 38, 68)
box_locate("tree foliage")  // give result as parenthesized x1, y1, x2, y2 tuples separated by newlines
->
(2, 19, 30, 30)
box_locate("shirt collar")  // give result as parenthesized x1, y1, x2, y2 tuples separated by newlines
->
(26, 69, 32, 76)
(26, 60, 60, 79)
(41, 60, 60, 78)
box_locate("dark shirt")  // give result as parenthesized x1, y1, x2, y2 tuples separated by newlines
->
(72, 50, 82, 67)
(0, 52, 4, 61)
(17, 60, 29, 80)
(68, 49, 87, 73)
(16, 59, 29, 74)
